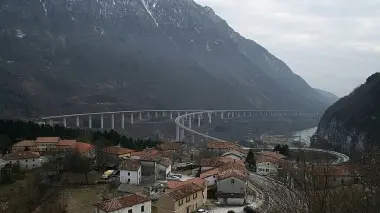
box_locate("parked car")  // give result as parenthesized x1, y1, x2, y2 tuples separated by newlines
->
(243, 205, 256, 213)
(196, 209, 208, 213)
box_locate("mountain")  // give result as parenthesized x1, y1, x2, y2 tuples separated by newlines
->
(0, 0, 334, 118)
(315, 72, 380, 157)
(314, 88, 339, 104)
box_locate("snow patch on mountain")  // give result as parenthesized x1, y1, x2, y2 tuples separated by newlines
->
(141, 0, 159, 26)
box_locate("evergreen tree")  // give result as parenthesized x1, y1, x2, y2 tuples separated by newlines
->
(245, 149, 257, 171)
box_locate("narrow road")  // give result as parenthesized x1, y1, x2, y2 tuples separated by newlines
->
(249, 173, 304, 213)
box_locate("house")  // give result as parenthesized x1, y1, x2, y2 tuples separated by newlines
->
(256, 151, 285, 176)
(12, 140, 36, 152)
(119, 159, 142, 185)
(200, 157, 244, 172)
(117, 184, 150, 197)
(206, 141, 246, 156)
(308, 164, 361, 189)
(199, 163, 246, 188)
(35, 137, 61, 153)
(167, 178, 207, 204)
(94, 194, 151, 213)
(216, 168, 248, 205)
(2, 151, 42, 170)
(56, 140, 77, 152)
(221, 150, 246, 160)
(152, 183, 205, 213)
(140, 155, 172, 180)
(103, 146, 135, 160)
(75, 142, 95, 157)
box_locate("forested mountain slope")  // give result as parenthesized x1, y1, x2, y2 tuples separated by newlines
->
(0, 0, 334, 118)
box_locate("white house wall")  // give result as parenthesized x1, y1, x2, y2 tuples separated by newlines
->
(96, 201, 151, 213)
(120, 167, 141, 185)
(257, 162, 278, 175)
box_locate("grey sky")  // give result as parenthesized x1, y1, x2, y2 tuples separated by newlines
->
(194, 0, 380, 97)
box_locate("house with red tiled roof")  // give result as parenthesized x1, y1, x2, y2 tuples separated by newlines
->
(200, 156, 244, 172)
(2, 151, 41, 170)
(75, 142, 95, 157)
(35, 137, 60, 153)
(94, 194, 151, 213)
(57, 140, 77, 152)
(119, 159, 142, 185)
(12, 140, 36, 152)
(103, 146, 135, 159)
(256, 151, 285, 175)
(216, 168, 248, 205)
(206, 141, 246, 156)
(152, 183, 205, 213)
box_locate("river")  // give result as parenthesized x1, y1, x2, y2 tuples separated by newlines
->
(293, 126, 317, 147)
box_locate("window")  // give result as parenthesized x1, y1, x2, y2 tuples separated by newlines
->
(186, 196, 190, 202)
(128, 210, 132, 213)
(33, 159, 35, 162)
(33, 164, 35, 167)
(128, 179, 130, 183)
(231, 179, 235, 184)
(25, 160, 28, 162)
(128, 172, 130, 176)
(266, 169, 269, 172)
(26, 165, 28, 168)
(193, 193, 197, 199)
(179, 199, 183, 206)
(141, 205, 144, 212)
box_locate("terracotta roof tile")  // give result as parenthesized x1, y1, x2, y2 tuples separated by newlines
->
(167, 178, 206, 189)
(4, 151, 40, 160)
(120, 159, 141, 171)
(167, 183, 204, 201)
(57, 140, 77, 149)
(260, 151, 286, 159)
(158, 142, 182, 151)
(218, 168, 248, 181)
(200, 163, 246, 179)
(13, 140, 36, 147)
(207, 141, 247, 154)
(103, 146, 135, 155)
(201, 156, 244, 168)
(35, 137, 60, 143)
(130, 149, 159, 158)
(256, 155, 282, 164)
(95, 194, 150, 212)
(76, 142, 95, 154)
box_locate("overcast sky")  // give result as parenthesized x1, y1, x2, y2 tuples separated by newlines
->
(194, 0, 380, 97)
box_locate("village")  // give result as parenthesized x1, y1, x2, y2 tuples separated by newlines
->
(0, 137, 361, 213)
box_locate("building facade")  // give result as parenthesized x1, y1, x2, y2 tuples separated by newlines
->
(2, 151, 42, 170)
(94, 194, 151, 213)
(119, 159, 142, 185)
(153, 183, 204, 213)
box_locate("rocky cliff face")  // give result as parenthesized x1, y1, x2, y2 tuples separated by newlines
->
(315, 73, 380, 157)
(0, 0, 334, 118)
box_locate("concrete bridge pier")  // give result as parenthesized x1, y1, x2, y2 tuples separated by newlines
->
(111, 114, 115, 129)
(162, 111, 165, 116)
(197, 114, 201, 127)
(139, 112, 142, 120)
(121, 113, 125, 129)
(76, 116, 80, 127)
(170, 112, 173, 119)
(208, 113, 212, 123)
(177, 112, 180, 117)
(147, 112, 150, 118)
(130, 113, 134, 124)
(63, 117, 67, 128)
(88, 115, 92, 129)
(49, 119, 53, 126)
(155, 112, 158, 117)
(100, 114, 104, 129)
(221, 112, 224, 119)
(176, 126, 180, 141)
(188, 116, 192, 129)
(180, 119, 185, 141)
